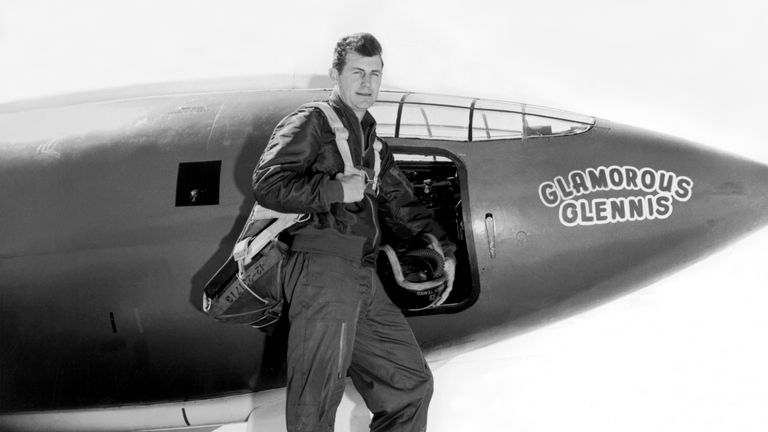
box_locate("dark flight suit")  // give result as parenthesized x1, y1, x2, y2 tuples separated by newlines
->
(253, 90, 454, 432)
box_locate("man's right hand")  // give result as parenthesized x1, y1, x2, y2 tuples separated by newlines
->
(337, 172, 365, 203)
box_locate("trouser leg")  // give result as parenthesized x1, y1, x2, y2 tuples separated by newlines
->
(283, 253, 361, 432)
(283, 252, 432, 432)
(349, 269, 433, 432)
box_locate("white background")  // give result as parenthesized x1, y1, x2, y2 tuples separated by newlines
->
(2, 1, 767, 431)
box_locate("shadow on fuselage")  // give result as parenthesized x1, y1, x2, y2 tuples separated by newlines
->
(187, 103, 291, 390)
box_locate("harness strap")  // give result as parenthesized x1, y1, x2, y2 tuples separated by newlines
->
(302, 102, 355, 175)
(373, 138, 383, 193)
(303, 101, 383, 191)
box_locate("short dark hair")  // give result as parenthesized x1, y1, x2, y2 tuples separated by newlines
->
(332, 33, 383, 73)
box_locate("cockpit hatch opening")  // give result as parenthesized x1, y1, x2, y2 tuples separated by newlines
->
(378, 151, 476, 316)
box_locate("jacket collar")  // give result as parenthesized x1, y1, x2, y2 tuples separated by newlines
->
(329, 89, 377, 130)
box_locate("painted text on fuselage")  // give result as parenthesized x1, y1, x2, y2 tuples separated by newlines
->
(539, 166, 693, 227)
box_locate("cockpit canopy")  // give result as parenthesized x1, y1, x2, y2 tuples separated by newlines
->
(370, 91, 594, 141)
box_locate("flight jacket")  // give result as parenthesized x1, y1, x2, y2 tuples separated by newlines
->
(252, 90, 456, 266)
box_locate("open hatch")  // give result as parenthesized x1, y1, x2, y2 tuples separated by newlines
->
(376, 151, 476, 316)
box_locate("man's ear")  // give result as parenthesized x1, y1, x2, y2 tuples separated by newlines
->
(329, 67, 339, 85)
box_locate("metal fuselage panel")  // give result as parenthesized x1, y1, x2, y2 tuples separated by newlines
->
(0, 90, 319, 411)
(1, 89, 767, 414)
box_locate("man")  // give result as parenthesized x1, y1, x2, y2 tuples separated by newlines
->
(253, 33, 456, 432)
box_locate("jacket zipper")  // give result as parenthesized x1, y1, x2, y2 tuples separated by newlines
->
(337, 320, 347, 379)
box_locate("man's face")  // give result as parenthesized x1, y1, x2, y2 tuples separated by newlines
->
(330, 51, 383, 118)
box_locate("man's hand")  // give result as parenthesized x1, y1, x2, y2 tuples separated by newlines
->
(337, 171, 365, 203)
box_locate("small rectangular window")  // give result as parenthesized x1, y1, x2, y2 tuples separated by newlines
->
(176, 161, 221, 206)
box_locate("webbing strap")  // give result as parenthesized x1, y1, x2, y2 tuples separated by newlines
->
(302, 102, 382, 188)
(235, 214, 302, 266)
(302, 102, 355, 175)
(373, 138, 383, 193)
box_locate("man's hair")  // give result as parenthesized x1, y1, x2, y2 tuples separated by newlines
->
(332, 33, 383, 73)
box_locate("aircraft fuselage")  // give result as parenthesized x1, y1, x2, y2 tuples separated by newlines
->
(2, 86, 767, 424)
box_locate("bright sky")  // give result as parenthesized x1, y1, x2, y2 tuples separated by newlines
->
(2, 1, 768, 431)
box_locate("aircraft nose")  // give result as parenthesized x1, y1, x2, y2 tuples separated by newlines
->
(512, 120, 768, 322)
(648, 128, 768, 244)
(579, 121, 768, 244)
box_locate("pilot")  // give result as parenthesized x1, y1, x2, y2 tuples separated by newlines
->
(252, 33, 456, 431)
